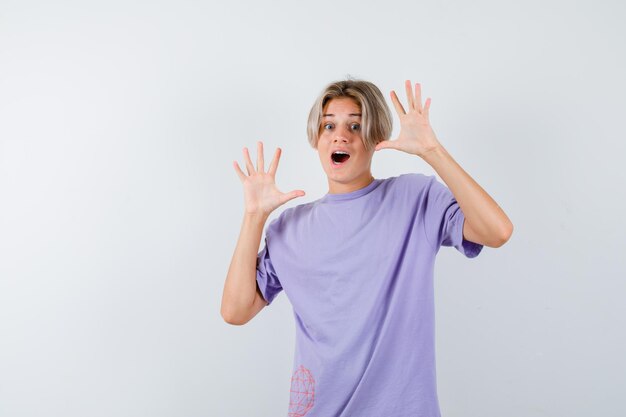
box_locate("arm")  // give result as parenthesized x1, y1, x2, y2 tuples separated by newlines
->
(376, 80, 513, 248)
(421, 146, 513, 248)
(221, 141, 305, 325)
(221, 212, 270, 326)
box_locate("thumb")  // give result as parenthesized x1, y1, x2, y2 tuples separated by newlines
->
(375, 139, 396, 151)
(281, 190, 306, 204)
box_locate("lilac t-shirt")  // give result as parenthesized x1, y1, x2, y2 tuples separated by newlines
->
(256, 173, 483, 417)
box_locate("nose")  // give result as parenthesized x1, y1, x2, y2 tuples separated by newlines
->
(333, 134, 348, 143)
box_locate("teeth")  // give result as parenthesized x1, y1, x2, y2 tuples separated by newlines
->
(333, 151, 349, 155)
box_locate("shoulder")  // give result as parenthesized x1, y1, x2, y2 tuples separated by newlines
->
(266, 201, 315, 235)
(396, 172, 434, 185)
(384, 172, 436, 196)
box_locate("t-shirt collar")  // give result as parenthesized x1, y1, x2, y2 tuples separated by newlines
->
(320, 178, 382, 203)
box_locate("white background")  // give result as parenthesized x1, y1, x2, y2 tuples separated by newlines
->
(1, 0, 625, 416)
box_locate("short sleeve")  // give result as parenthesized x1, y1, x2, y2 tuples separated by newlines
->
(256, 224, 283, 305)
(423, 175, 483, 258)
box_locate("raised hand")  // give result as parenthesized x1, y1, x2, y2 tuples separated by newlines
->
(375, 80, 442, 158)
(233, 141, 305, 216)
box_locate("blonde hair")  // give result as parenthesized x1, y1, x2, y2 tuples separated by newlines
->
(306, 79, 392, 152)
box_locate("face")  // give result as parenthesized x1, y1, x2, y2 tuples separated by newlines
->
(316, 97, 375, 194)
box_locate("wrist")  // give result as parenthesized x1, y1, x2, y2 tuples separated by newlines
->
(420, 145, 448, 165)
(243, 211, 270, 223)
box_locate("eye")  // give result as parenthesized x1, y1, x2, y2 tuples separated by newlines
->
(323, 123, 333, 130)
(350, 123, 361, 131)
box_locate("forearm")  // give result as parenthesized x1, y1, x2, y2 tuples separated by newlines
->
(421, 145, 513, 246)
(221, 212, 268, 322)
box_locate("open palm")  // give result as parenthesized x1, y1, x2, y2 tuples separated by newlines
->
(375, 80, 442, 158)
(233, 141, 305, 216)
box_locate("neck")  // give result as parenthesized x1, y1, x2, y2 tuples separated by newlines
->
(327, 173, 375, 194)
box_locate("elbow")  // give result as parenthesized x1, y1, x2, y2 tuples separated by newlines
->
(493, 221, 514, 248)
(221, 311, 249, 326)
(223, 317, 247, 326)
(220, 306, 250, 326)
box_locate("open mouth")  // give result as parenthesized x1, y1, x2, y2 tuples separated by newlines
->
(331, 151, 351, 165)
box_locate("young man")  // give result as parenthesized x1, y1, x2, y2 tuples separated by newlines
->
(222, 79, 513, 416)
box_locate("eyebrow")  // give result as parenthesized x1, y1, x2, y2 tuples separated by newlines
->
(322, 113, 362, 117)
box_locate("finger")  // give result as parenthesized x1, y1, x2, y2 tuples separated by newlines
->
(280, 189, 306, 205)
(233, 161, 246, 182)
(424, 97, 431, 120)
(375, 140, 394, 151)
(405, 80, 415, 111)
(268, 147, 281, 177)
(257, 141, 264, 173)
(415, 83, 423, 113)
(390, 91, 406, 115)
(243, 147, 255, 175)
